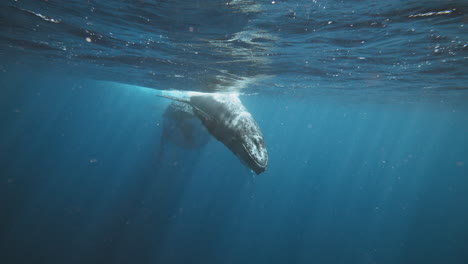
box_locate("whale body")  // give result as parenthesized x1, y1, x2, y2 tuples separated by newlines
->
(161, 101, 210, 149)
(157, 93, 268, 174)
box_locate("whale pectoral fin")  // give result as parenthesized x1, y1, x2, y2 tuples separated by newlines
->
(156, 94, 191, 104)
(194, 107, 215, 123)
(156, 94, 218, 127)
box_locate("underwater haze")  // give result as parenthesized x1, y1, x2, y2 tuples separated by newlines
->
(1, 0, 468, 264)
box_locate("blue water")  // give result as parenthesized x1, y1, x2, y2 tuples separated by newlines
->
(1, 1, 468, 264)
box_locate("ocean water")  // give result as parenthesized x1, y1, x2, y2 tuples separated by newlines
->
(1, 0, 468, 264)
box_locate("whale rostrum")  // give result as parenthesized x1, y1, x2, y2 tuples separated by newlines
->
(157, 93, 268, 174)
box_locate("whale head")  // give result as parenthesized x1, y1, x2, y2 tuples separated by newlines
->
(234, 114, 268, 174)
(189, 94, 268, 174)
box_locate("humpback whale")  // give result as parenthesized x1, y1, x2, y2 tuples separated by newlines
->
(157, 93, 268, 174)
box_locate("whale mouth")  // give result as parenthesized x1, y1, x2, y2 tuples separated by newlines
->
(241, 142, 268, 173)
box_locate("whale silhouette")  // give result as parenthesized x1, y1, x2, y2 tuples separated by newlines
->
(157, 93, 268, 174)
